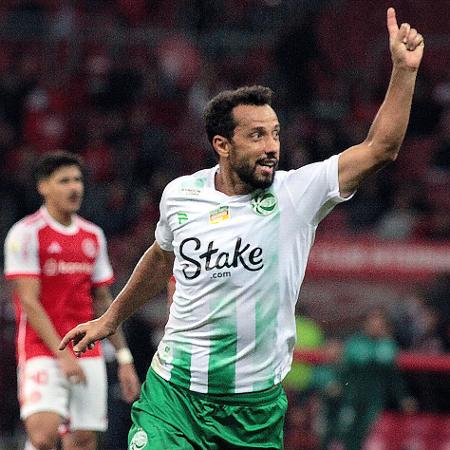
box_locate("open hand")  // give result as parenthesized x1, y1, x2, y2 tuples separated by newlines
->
(387, 7, 424, 70)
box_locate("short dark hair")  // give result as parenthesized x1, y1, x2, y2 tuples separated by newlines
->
(35, 151, 83, 181)
(204, 85, 274, 146)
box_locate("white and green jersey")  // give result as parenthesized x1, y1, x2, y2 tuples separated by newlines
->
(152, 154, 351, 394)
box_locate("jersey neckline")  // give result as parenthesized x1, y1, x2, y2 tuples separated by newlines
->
(206, 165, 254, 202)
(40, 206, 80, 235)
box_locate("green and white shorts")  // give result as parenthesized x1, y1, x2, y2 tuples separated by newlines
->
(128, 370, 288, 450)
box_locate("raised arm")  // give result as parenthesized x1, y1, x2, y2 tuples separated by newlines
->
(59, 241, 175, 355)
(338, 7, 424, 197)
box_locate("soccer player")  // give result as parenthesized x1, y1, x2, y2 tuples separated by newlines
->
(60, 9, 424, 450)
(4, 151, 140, 450)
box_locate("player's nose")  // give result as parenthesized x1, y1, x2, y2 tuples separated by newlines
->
(264, 136, 279, 154)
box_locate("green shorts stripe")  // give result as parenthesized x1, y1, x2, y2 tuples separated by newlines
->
(128, 370, 288, 450)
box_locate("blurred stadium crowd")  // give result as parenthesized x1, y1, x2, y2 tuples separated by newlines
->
(0, 0, 449, 449)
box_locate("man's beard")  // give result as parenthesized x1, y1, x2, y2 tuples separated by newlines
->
(230, 153, 277, 190)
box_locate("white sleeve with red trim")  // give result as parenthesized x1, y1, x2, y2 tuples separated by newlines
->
(91, 229, 114, 285)
(4, 222, 40, 278)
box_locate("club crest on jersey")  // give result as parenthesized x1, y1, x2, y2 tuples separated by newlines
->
(47, 241, 62, 254)
(129, 429, 148, 450)
(209, 206, 230, 224)
(251, 190, 278, 216)
(82, 238, 96, 258)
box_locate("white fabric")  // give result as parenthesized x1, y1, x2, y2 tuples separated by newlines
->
(152, 154, 352, 393)
(4, 207, 113, 283)
(18, 356, 107, 431)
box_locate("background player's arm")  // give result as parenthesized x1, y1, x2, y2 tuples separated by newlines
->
(92, 285, 140, 402)
(12, 277, 86, 383)
(60, 241, 174, 355)
(338, 8, 424, 197)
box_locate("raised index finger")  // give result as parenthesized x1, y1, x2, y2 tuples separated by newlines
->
(386, 7, 399, 38)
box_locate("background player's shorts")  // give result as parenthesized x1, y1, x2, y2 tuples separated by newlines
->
(18, 356, 107, 432)
(128, 370, 288, 450)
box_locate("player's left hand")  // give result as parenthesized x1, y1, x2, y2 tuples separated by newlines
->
(117, 363, 140, 403)
(387, 7, 424, 70)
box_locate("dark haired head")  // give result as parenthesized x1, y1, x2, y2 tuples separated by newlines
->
(35, 151, 83, 182)
(204, 85, 274, 148)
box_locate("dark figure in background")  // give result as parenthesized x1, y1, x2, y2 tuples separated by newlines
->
(332, 308, 416, 450)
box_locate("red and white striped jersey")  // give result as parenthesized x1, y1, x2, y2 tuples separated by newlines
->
(4, 206, 114, 362)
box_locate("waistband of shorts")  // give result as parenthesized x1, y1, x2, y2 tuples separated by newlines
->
(150, 369, 283, 406)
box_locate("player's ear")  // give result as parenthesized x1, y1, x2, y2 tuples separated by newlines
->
(37, 179, 48, 197)
(212, 135, 230, 159)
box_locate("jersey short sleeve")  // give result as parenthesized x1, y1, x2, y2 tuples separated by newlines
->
(282, 154, 353, 226)
(155, 184, 175, 251)
(91, 229, 114, 285)
(4, 223, 40, 278)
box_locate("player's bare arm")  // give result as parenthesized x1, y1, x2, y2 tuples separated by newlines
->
(12, 277, 86, 383)
(92, 285, 130, 352)
(59, 241, 175, 356)
(92, 285, 141, 402)
(338, 7, 424, 197)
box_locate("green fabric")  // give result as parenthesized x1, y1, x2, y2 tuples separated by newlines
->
(128, 370, 288, 450)
(169, 340, 192, 389)
(207, 296, 237, 393)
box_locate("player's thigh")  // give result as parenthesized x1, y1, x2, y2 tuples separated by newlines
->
(25, 411, 61, 449)
(62, 429, 97, 450)
(18, 356, 69, 422)
(128, 371, 199, 449)
(68, 357, 107, 433)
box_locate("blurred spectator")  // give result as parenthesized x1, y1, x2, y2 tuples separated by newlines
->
(375, 185, 422, 240)
(408, 74, 443, 137)
(346, 181, 388, 233)
(283, 313, 325, 450)
(275, 9, 325, 110)
(22, 83, 68, 152)
(284, 313, 325, 392)
(431, 107, 450, 172)
(390, 286, 450, 412)
(330, 308, 416, 450)
(427, 274, 450, 351)
(284, 337, 344, 450)
(312, 338, 344, 450)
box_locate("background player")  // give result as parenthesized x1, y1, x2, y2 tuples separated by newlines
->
(60, 8, 423, 450)
(4, 151, 140, 450)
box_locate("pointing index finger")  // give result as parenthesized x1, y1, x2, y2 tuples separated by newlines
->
(59, 327, 85, 351)
(386, 7, 399, 38)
